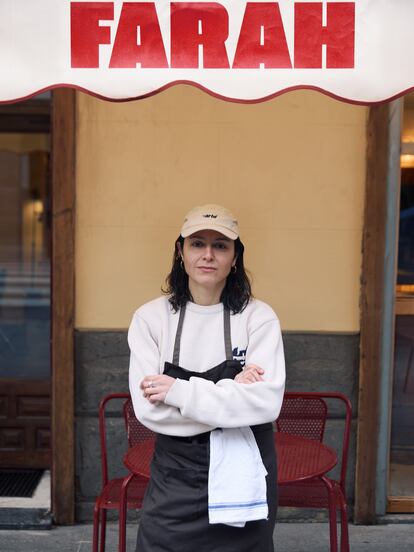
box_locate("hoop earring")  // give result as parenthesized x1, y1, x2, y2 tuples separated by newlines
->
(231, 265, 237, 274)
(176, 256, 184, 270)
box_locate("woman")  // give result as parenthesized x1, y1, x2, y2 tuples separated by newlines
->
(128, 204, 286, 552)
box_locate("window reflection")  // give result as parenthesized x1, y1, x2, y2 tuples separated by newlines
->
(397, 168, 414, 294)
(0, 146, 50, 380)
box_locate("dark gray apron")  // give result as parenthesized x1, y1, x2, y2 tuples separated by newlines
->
(135, 304, 277, 552)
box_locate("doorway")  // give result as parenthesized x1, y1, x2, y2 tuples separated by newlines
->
(388, 95, 414, 513)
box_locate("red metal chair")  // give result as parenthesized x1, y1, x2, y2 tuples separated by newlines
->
(276, 392, 352, 552)
(92, 393, 155, 552)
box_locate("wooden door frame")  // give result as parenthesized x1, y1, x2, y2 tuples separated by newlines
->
(355, 100, 402, 523)
(51, 89, 76, 524)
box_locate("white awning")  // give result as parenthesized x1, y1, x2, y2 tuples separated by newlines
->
(1, 0, 412, 104)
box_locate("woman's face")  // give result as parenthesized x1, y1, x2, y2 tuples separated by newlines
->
(180, 229, 236, 293)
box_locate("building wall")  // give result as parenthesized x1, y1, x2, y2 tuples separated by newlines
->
(75, 87, 367, 332)
(74, 87, 367, 520)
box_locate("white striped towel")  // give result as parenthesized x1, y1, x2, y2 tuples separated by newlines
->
(208, 427, 268, 527)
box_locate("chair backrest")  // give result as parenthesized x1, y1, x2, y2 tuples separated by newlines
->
(98, 393, 155, 487)
(277, 392, 352, 490)
(123, 397, 155, 447)
(276, 395, 328, 442)
(98, 393, 130, 487)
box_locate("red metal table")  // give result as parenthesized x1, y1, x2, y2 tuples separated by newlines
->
(123, 432, 337, 484)
(276, 432, 337, 483)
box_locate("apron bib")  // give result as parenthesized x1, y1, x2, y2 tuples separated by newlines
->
(135, 304, 277, 552)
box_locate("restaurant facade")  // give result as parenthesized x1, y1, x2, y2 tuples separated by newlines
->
(0, 0, 413, 530)
(0, 88, 412, 526)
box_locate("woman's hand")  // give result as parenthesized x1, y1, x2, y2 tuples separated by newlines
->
(234, 364, 265, 384)
(140, 374, 176, 404)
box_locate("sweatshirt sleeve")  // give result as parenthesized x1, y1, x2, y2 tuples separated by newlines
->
(164, 316, 286, 428)
(128, 312, 215, 435)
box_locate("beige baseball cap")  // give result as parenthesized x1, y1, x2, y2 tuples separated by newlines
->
(180, 204, 239, 240)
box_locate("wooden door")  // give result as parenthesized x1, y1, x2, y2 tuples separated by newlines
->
(0, 380, 50, 468)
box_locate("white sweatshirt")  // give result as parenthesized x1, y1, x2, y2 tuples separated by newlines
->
(128, 296, 286, 436)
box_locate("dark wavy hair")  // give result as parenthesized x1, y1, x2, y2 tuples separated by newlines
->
(163, 235, 252, 313)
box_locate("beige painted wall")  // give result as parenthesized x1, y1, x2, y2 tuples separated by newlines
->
(75, 87, 367, 331)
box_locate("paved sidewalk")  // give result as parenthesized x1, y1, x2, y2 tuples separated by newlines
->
(0, 522, 413, 552)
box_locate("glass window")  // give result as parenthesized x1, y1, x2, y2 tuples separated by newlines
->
(0, 144, 50, 380)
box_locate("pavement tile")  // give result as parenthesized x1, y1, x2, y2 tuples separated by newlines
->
(0, 521, 412, 551)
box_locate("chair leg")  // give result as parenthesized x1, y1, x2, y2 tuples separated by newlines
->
(322, 476, 338, 552)
(92, 501, 100, 552)
(339, 499, 350, 552)
(100, 509, 107, 552)
(119, 474, 135, 552)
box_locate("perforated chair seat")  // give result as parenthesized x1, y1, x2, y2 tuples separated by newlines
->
(95, 475, 149, 510)
(279, 479, 346, 509)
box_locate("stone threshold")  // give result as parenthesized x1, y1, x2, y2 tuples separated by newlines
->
(377, 514, 414, 525)
(0, 471, 52, 530)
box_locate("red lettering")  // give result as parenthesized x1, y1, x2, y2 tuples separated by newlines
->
(109, 3, 168, 68)
(71, 2, 114, 68)
(233, 2, 291, 69)
(170, 2, 229, 68)
(294, 2, 355, 68)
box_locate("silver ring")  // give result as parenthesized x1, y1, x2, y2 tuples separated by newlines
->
(149, 381, 155, 388)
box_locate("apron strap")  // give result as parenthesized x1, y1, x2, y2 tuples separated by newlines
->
(223, 307, 233, 361)
(172, 303, 186, 366)
(172, 303, 234, 365)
